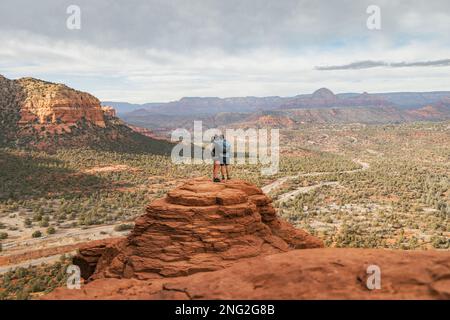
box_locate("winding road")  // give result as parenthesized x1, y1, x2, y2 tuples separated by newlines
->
(262, 159, 370, 203)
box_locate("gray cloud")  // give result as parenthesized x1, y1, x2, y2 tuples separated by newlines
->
(390, 59, 450, 67)
(316, 61, 387, 70)
(1, 0, 450, 52)
(316, 59, 450, 70)
(1, 0, 450, 101)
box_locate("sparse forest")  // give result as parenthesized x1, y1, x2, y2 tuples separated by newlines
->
(0, 121, 449, 299)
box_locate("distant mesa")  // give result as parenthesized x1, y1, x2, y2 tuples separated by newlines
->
(126, 124, 167, 141)
(311, 87, 336, 99)
(109, 88, 450, 126)
(238, 113, 296, 129)
(406, 104, 450, 120)
(280, 88, 390, 110)
(117, 86, 450, 134)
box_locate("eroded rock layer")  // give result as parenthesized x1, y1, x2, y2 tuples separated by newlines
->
(43, 179, 450, 300)
(79, 178, 323, 280)
(45, 248, 450, 300)
(17, 77, 106, 132)
(0, 74, 175, 152)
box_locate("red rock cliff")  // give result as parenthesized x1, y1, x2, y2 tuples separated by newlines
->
(16, 77, 106, 131)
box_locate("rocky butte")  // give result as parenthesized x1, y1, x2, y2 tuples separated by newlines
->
(44, 179, 450, 300)
(0, 75, 108, 139)
(0, 75, 173, 153)
(16, 77, 107, 133)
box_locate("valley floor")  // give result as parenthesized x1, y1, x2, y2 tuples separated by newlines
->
(0, 121, 449, 299)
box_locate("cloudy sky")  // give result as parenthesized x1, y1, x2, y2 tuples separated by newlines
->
(1, 0, 449, 103)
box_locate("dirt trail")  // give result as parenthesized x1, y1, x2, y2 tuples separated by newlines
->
(1, 223, 127, 254)
(277, 182, 340, 203)
(0, 253, 75, 275)
(262, 159, 370, 201)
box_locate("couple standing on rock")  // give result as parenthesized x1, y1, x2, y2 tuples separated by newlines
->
(211, 134, 231, 182)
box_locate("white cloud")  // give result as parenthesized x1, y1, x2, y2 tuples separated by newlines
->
(0, 0, 450, 102)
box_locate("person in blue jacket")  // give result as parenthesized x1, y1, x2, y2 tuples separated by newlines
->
(211, 134, 231, 182)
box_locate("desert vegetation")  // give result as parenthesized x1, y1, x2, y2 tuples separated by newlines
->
(0, 121, 448, 299)
(0, 255, 70, 300)
(272, 121, 449, 249)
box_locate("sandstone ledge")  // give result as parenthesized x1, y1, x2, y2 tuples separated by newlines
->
(45, 248, 450, 300)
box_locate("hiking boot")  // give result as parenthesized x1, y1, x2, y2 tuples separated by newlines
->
(213, 177, 221, 183)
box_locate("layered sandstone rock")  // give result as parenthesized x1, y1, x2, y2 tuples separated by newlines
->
(0, 75, 174, 152)
(127, 125, 163, 140)
(101, 106, 117, 118)
(43, 179, 450, 300)
(72, 238, 123, 280)
(16, 77, 106, 130)
(45, 248, 450, 300)
(76, 178, 323, 281)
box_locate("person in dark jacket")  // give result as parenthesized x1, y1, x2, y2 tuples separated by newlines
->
(211, 134, 231, 182)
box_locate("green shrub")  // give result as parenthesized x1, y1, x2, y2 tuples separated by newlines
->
(24, 218, 32, 228)
(46, 227, 56, 235)
(32, 230, 42, 238)
(39, 220, 49, 227)
(114, 224, 134, 232)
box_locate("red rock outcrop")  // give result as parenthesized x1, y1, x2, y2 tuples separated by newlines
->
(72, 238, 123, 280)
(45, 248, 450, 300)
(127, 125, 167, 141)
(406, 104, 450, 121)
(101, 106, 117, 118)
(239, 114, 296, 129)
(81, 178, 322, 281)
(16, 77, 106, 131)
(42, 179, 450, 300)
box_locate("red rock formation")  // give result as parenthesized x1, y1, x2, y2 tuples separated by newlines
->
(45, 247, 450, 300)
(126, 125, 166, 141)
(406, 104, 450, 120)
(73, 238, 123, 280)
(16, 77, 106, 130)
(82, 178, 322, 281)
(240, 114, 296, 129)
(101, 106, 117, 118)
(42, 179, 450, 300)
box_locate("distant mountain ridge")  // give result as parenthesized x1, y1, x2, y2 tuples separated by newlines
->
(104, 88, 450, 115)
(3, 75, 447, 144)
(116, 88, 450, 134)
